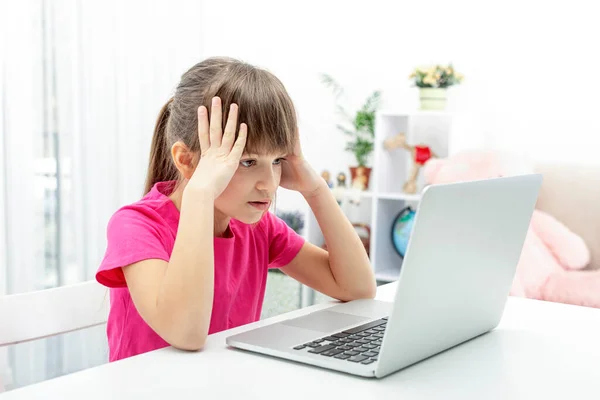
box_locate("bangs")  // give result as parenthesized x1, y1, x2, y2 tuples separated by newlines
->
(210, 65, 297, 156)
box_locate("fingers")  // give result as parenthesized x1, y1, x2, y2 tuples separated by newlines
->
(221, 103, 238, 150)
(197, 105, 210, 154)
(209, 97, 222, 147)
(229, 123, 247, 161)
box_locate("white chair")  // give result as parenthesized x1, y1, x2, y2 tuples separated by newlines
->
(0, 280, 109, 391)
(0, 280, 109, 347)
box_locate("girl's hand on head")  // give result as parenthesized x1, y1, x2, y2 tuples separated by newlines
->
(186, 97, 247, 199)
(279, 130, 326, 198)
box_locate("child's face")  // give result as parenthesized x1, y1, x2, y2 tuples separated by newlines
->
(215, 151, 286, 224)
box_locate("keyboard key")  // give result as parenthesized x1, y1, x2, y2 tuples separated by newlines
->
(356, 339, 369, 344)
(308, 344, 336, 354)
(344, 350, 360, 356)
(334, 354, 351, 360)
(354, 347, 369, 352)
(365, 329, 378, 334)
(323, 336, 338, 341)
(361, 359, 376, 365)
(373, 340, 382, 346)
(358, 332, 370, 337)
(293, 345, 306, 350)
(306, 342, 320, 348)
(332, 333, 350, 338)
(349, 335, 361, 340)
(321, 349, 344, 357)
(313, 339, 324, 343)
(363, 344, 377, 349)
(342, 319, 387, 334)
(338, 346, 352, 351)
(363, 351, 378, 357)
(348, 355, 369, 363)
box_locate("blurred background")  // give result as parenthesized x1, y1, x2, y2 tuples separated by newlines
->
(1, 0, 599, 391)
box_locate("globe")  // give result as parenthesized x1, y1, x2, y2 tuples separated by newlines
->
(391, 206, 416, 258)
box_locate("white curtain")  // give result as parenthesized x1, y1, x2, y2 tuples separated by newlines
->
(1, 0, 203, 390)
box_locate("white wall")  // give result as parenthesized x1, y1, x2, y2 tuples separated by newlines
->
(198, 0, 600, 212)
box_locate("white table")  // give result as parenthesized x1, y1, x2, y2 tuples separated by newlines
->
(2, 282, 600, 399)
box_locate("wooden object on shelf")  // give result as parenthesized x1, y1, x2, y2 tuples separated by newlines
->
(384, 132, 438, 194)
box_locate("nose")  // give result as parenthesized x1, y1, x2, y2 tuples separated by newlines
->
(255, 165, 280, 193)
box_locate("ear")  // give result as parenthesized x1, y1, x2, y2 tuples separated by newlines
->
(171, 141, 196, 180)
(423, 158, 445, 184)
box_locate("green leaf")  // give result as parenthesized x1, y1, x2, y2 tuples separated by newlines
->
(321, 73, 344, 99)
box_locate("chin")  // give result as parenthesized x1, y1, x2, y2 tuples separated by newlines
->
(231, 209, 266, 225)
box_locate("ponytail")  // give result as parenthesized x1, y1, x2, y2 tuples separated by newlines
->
(144, 98, 179, 194)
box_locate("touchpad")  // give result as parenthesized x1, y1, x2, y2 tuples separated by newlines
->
(280, 310, 370, 333)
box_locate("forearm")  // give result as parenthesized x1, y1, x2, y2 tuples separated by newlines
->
(157, 188, 215, 348)
(305, 182, 376, 298)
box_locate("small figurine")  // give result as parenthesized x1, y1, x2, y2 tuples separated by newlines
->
(384, 132, 437, 194)
(320, 170, 333, 188)
(336, 172, 347, 188)
(351, 167, 368, 191)
(332, 172, 348, 205)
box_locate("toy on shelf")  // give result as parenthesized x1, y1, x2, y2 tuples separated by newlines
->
(320, 170, 333, 188)
(336, 172, 347, 188)
(351, 167, 368, 191)
(384, 132, 437, 194)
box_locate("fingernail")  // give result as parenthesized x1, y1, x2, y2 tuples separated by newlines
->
(230, 103, 237, 111)
(212, 97, 220, 106)
(198, 106, 205, 115)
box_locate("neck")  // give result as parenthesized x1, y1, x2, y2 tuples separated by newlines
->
(168, 181, 231, 238)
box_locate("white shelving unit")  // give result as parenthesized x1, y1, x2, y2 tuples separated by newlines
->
(303, 111, 453, 295)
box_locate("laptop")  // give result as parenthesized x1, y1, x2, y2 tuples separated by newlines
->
(226, 174, 543, 378)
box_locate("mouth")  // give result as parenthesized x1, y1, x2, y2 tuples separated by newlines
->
(248, 200, 271, 211)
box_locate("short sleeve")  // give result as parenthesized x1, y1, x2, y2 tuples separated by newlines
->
(262, 212, 305, 269)
(96, 207, 171, 288)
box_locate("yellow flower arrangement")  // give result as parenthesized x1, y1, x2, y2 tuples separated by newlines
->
(409, 64, 464, 88)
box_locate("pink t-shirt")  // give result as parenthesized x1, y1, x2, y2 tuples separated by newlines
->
(96, 181, 305, 362)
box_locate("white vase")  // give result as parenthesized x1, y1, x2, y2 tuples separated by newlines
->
(419, 88, 447, 110)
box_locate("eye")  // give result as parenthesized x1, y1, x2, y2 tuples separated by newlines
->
(273, 158, 286, 165)
(240, 160, 256, 167)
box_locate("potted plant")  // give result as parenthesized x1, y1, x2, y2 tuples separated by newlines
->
(276, 210, 305, 235)
(409, 64, 464, 110)
(321, 73, 381, 190)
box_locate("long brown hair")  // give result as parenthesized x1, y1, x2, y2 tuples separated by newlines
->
(144, 57, 298, 194)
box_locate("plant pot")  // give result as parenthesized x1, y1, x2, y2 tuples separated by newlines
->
(349, 166, 372, 191)
(419, 88, 447, 110)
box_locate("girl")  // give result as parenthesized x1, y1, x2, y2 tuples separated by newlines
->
(96, 57, 376, 362)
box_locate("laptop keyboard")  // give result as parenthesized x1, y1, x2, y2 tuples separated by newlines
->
(292, 317, 388, 365)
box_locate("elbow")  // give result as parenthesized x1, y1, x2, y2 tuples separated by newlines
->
(171, 333, 207, 352)
(340, 281, 377, 302)
(168, 326, 208, 352)
(356, 278, 377, 299)
(359, 283, 377, 300)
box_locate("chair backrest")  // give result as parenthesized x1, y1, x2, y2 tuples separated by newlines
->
(0, 280, 109, 347)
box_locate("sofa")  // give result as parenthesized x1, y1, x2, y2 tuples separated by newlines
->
(534, 163, 600, 270)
